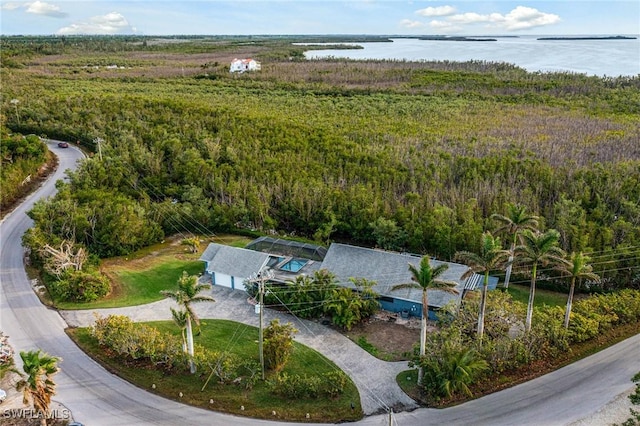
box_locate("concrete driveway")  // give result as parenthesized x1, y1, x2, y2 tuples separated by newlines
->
(60, 285, 419, 415)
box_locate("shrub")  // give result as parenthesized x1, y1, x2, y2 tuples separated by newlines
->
(533, 307, 570, 356)
(264, 319, 298, 372)
(324, 279, 380, 330)
(607, 290, 640, 323)
(53, 270, 110, 302)
(567, 311, 600, 343)
(92, 315, 185, 367)
(320, 371, 349, 398)
(421, 345, 488, 399)
(195, 349, 243, 385)
(478, 336, 536, 374)
(270, 372, 322, 399)
(269, 371, 349, 399)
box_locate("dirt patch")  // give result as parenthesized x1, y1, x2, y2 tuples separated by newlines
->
(344, 313, 424, 361)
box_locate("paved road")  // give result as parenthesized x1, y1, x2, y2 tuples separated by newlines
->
(1, 140, 639, 425)
(1, 142, 294, 426)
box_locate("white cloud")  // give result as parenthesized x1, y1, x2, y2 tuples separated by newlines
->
(400, 19, 425, 29)
(447, 12, 491, 24)
(0, 2, 22, 11)
(501, 6, 561, 30)
(428, 20, 461, 32)
(447, 6, 560, 31)
(57, 12, 137, 35)
(26, 1, 67, 18)
(403, 5, 560, 34)
(415, 6, 456, 17)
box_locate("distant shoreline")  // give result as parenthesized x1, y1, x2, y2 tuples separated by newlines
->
(537, 36, 637, 41)
(418, 36, 497, 42)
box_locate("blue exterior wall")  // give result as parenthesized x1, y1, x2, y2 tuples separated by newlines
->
(378, 298, 439, 321)
(487, 276, 499, 290)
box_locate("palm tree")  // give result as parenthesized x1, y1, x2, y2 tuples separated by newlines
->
(436, 348, 489, 398)
(455, 232, 510, 343)
(491, 204, 539, 289)
(16, 350, 60, 426)
(557, 252, 599, 329)
(514, 229, 567, 333)
(392, 256, 458, 384)
(171, 307, 188, 352)
(161, 271, 214, 373)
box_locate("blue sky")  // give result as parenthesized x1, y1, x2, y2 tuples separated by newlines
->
(1, 1, 638, 36)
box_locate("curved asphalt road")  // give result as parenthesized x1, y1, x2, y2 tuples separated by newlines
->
(1, 140, 639, 426)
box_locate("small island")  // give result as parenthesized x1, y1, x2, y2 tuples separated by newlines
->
(419, 36, 497, 42)
(538, 35, 637, 40)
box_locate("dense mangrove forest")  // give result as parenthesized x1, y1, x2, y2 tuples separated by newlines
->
(2, 35, 639, 291)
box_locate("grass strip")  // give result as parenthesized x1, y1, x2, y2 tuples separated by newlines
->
(67, 319, 363, 422)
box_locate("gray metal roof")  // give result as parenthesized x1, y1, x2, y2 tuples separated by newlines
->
(200, 243, 270, 279)
(320, 243, 470, 308)
(463, 273, 499, 291)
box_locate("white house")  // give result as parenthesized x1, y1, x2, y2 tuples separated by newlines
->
(229, 58, 261, 73)
(199, 243, 270, 289)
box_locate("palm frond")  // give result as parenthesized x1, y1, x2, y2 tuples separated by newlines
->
(391, 282, 421, 292)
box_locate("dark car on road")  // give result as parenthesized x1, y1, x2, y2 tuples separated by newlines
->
(58, 142, 69, 148)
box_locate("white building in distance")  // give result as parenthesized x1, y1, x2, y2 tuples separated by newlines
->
(229, 58, 261, 73)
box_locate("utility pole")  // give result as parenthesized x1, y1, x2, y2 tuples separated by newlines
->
(93, 137, 104, 160)
(259, 273, 265, 381)
(256, 269, 272, 381)
(388, 408, 393, 426)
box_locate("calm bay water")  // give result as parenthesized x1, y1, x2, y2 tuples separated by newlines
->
(303, 36, 640, 77)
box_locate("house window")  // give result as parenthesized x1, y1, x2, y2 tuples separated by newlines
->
(378, 296, 394, 303)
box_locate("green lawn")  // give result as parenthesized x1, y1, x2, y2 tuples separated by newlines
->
(57, 259, 203, 310)
(506, 284, 568, 308)
(211, 234, 253, 248)
(56, 234, 252, 310)
(68, 319, 362, 422)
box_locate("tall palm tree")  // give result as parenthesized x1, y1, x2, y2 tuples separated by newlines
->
(16, 350, 60, 426)
(161, 271, 214, 373)
(491, 204, 539, 289)
(455, 232, 510, 343)
(514, 229, 567, 333)
(171, 307, 188, 352)
(557, 252, 599, 329)
(392, 256, 458, 384)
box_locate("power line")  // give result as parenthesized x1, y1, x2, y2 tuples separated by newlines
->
(267, 289, 392, 414)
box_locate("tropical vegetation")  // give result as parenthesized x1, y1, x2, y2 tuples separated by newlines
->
(392, 257, 458, 384)
(80, 315, 360, 421)
(16, 350, 61, 426)
(0, 129, 48, 214)
(263, 319, 297, 373)
(557, 252, 600, 329)
(455, 231, 510, 342)
(4, 35, 637, 303)
(3, 35, 639, 411)
(513, 229, 568, 332)
(490, 204, 539, 289)
(407, 288, 640, 404)
(246, 270, 380, 331)
(160, 272, 215, 373)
